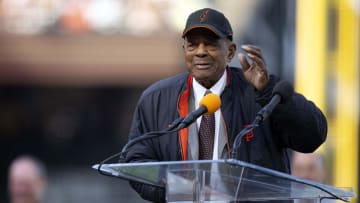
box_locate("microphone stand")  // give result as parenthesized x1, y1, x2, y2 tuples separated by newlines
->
(98, 116, 185, 176)
(229, 84, 286, 159)
(98, 93, 221, 175)
(230, 118, 259, 159)
(118, 117, 185, 160)
(229, 96, 287, 159)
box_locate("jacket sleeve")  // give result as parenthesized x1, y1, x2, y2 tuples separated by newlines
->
(123, 98, 167, 203)
(129, 182, 165, 203)
(256, 76, 327, 152)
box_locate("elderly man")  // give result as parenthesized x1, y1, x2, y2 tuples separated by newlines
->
(124, 8, 327, 202)
(8, 155, 47, 203)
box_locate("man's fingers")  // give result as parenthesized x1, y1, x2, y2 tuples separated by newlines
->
(241, 45, 262, 58)
(247, 53, 265, 68)
(238, 53, 250, 71)
(242, 44, 261, 50)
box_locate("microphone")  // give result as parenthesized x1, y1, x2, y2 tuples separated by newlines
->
(177, 93, 221, 129)
(253, 80, 294, 125)
(118, 93, 221, 161)
(230, 81, 294, 159)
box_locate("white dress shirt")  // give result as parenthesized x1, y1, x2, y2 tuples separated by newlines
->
(192, 70, 227, 160)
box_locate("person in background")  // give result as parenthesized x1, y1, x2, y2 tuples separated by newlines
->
(8, 155, 47, 203)
(124, 8, 327, 202)
(291, 151, 327, 183)
(291, 152, 335, 203)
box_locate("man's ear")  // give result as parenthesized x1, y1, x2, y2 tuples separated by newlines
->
(182, 40, 186, 52)
(227, 42, 237, 62)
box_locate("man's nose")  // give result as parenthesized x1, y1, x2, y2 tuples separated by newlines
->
(195, 43, 208, 57)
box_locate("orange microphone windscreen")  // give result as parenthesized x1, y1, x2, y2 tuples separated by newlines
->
(199, 93, 221, 114)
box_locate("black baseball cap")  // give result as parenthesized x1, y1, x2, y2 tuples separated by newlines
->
(182, 8, 233, 41)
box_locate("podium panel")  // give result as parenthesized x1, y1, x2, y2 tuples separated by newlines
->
(93, 159, 354, 202)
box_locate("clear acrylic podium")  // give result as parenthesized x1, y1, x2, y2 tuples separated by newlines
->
(93, 159, 355, 202)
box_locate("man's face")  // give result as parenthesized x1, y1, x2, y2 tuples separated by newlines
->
(291, 153, 327, 183)
(183, 28, 235, 88)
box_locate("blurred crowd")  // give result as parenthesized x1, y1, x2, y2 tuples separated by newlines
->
(0, 0, 217, 35)
(0, 0, 294, 77)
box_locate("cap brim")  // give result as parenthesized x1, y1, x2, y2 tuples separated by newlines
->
(182, 25, 227, 38)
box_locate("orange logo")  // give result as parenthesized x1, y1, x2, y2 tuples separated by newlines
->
(245, 131, 254, 142)
(243, 124, 254, 142)
(200, 10, 209, 22)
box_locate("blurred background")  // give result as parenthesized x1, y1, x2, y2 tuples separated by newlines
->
(0, 0, 358, 202)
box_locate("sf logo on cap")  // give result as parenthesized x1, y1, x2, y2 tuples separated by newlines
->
(200, 9, 209, 23)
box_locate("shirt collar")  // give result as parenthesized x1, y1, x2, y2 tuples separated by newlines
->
(192, 70, 227, 108)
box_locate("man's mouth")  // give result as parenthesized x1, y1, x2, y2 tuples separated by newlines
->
(194, 63, 212, 69)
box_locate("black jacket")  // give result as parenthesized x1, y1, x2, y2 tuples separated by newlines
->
(125, 67, 327, 202)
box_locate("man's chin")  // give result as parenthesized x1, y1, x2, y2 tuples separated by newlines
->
(193, 76, 215, 88)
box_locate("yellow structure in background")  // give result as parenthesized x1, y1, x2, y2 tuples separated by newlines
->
(295, 0, 327, 111)
(296, 0, 359, 202)
(334, 0, 359, 202)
